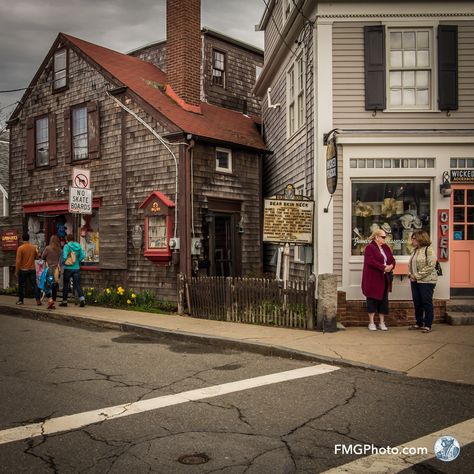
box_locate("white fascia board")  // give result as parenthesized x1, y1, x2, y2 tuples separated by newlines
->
(337, 135, 474, 145)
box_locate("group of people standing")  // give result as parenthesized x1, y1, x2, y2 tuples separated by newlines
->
(362, 228, 439, 333)
(15, 232, 86, 308)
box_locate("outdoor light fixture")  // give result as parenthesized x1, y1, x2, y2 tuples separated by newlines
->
(440, 171, 452, 197)
(55, 186, 67, 196)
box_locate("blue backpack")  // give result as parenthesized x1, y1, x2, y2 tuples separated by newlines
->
(39, 268, 55, 298)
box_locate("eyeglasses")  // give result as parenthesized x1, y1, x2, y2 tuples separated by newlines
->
(379, 235, 386, 239)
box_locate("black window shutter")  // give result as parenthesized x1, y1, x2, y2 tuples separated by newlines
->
(48, 113, 57, 166)
(26, 117, 35, 171)
(438, 25, 458, 111)
(364, 25, 386, 111)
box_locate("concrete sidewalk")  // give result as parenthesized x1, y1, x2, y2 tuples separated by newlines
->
(1, 295, 473, 385)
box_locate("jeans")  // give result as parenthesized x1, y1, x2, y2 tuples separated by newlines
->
(18, 270, 40, 302)
(410, 282, 435, 328)
(62, 269, 84, 302)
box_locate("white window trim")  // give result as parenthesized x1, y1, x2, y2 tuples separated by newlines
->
(294, 179, 306, 264)
(286, 52, 305, 138)
(384, 21, 439, 113)
(53, 49, 67, 90)
(215, 147, 232, 173)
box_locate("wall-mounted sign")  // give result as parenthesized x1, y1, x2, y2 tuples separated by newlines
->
(69, 187, 93, 214)
(438, 209, 449, 261)
(450, 169, 474, 182)
(1, 229, 19, 251)
(326, 139, 338, 195)
(72, 168, 91, 189)
(263, 195, 314, 244)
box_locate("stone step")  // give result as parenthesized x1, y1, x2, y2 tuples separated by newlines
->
(446, 300, 474, 313)
(445, 312, 474, 326)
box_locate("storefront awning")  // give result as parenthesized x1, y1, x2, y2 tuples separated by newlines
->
(23, 198, 102, 214)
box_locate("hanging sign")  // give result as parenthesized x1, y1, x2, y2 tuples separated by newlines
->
(326, 139, 338, 195)
(72, 168, 91, 189)
(450, 170, 474, 182)
(69, 187, 93, 214)
(438, 209, 449, 261)
(1, 229, 19, 251)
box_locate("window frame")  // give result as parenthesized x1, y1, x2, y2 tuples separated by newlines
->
(287, 53, 305, 137)
(35, 115, 49, 167)
(212, 49, 226, 88)
(52, 48, 68, 92)
(215, 147, 233, 174)
(385, 25, 437, 112)
(293, 180, 307, 264)
(71, 104, 88, 162)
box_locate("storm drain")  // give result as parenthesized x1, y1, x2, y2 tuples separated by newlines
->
(177, 453, 210, 465)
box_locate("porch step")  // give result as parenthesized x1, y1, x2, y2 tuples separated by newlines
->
(445, 311, 474, 326)
(446, 300, 474, 313)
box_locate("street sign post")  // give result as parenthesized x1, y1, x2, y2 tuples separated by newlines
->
(69, 187, 93, 214)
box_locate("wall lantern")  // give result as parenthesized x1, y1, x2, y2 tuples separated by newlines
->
(440, 171, 452, 198)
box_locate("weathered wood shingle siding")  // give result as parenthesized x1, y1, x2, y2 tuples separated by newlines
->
(129, 43, 166, 71)
(202, 35, 263, 116)
(333, 21, 474, 129)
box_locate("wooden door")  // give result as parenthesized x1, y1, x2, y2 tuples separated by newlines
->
(451, 185, 474, 288)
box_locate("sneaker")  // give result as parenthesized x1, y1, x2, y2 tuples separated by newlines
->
(36, 301, 42, 306)
(368, 323, 377, 331)
(59, 302, 68, 307)
(16, 301, 23, 305)
(79, 300, 85, 308)
(378, 322, 388, 331)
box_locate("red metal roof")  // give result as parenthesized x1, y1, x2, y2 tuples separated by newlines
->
(62, 34, 266, 151)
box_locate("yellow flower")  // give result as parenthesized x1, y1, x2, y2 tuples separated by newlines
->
(127, 299, 131, 305)
(117, 286, 125, 295)
(105, 288, 111, 294)
(87, 292, 92, 297)
(131, 293, 136, 299)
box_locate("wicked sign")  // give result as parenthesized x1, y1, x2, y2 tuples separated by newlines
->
(1, 229, 19, 251)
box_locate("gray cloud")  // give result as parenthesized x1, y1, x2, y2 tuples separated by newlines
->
(0, 0, 264, 126)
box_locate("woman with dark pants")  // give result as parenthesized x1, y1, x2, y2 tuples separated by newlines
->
(408, 230, 438, 333)
(361, 228, 396, 331)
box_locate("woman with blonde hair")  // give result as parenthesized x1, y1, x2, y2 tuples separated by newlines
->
(41, 234, 62, 309)
(361, 228, 396, 331)
(408, 230, 438, 332)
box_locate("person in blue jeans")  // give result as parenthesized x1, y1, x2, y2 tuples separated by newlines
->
(408, 230, 438, 332)
(60, 234, 86, 307)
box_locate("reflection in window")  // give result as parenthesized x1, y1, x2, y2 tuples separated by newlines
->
(35, 117, 49, 167)
(72, 106, 88, 160)
(352, 181, 431, 256)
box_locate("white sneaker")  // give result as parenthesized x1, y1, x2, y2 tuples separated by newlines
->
(368, 323, 377, 331)
(378, 322, 388, 331)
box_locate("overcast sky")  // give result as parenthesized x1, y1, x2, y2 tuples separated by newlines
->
(0, 0, 265, 127)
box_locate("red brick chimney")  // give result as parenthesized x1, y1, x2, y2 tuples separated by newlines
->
(166, 0, 201, 110)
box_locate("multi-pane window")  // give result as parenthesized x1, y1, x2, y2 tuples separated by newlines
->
(212, 50, 226, 87)
(287, 54, 305, 136)
(388, 29, 432, 109)
(53, 49, 67, 90)
(148, 215, 168, 249)
(72, 106, 88, 161)
(35, 117, 49, 167)
(216, 147, 232, 173)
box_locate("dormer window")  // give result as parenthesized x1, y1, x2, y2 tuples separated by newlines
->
(53, 49, 67, 91)
(212, 50, 226, 87)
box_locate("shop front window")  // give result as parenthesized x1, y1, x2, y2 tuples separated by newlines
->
(352, 181, 431, 256)
(79, 213, 100, 264)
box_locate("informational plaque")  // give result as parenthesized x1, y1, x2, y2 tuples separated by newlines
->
(263, 186, 314, 244)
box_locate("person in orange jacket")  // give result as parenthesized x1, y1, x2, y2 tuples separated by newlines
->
(15, 232, 41, 305)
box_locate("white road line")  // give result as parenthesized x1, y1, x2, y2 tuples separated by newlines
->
(322, 418, 474, 473)
(0, 363, 338, 445)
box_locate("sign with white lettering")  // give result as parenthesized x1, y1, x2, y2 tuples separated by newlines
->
(69, 187, 93, 214)
(263, 198, 314, 244)
(450, 169, 474, 182)
(72, 168, 91, 189)
(438, 209, 449, 262)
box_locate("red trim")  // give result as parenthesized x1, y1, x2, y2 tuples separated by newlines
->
(80, 266, 102, 271)
(23, 198, 102, 214)
(139, 191, 175, 210)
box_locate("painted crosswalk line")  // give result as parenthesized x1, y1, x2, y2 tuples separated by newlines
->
(0, 363, 338, 445)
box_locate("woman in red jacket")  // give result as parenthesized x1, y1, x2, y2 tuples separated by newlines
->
(361, 228, 396, 331)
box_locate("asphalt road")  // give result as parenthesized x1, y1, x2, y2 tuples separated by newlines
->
(0, 312, 473, 473)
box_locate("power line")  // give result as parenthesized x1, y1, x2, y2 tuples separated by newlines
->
(0, 87, 28, 94)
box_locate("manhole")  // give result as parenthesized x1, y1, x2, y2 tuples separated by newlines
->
(177, 453, 210, 465)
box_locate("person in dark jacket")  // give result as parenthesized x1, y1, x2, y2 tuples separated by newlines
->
(361, 228, 396, 331)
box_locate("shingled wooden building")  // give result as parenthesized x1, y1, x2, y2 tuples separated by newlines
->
(3, 0, 265, 301)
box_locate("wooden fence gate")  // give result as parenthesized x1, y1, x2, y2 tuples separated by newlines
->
(181, 276, 316, 329)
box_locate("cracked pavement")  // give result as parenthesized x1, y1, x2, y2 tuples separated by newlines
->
(0, 312, 473, 473)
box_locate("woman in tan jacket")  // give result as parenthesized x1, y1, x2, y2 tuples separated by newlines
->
(408, 230, 438, 332)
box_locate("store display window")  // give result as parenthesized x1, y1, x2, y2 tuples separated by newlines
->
(79, 213, 100, 265)
(352, 181, 431, 256)
(139, 191, 175, 263)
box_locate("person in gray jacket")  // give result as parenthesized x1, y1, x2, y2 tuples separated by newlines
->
(408, 230, 438, 332)
(59, 234, 86, 307)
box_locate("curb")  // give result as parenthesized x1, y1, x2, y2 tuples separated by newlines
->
(0, 304, 406, 376)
